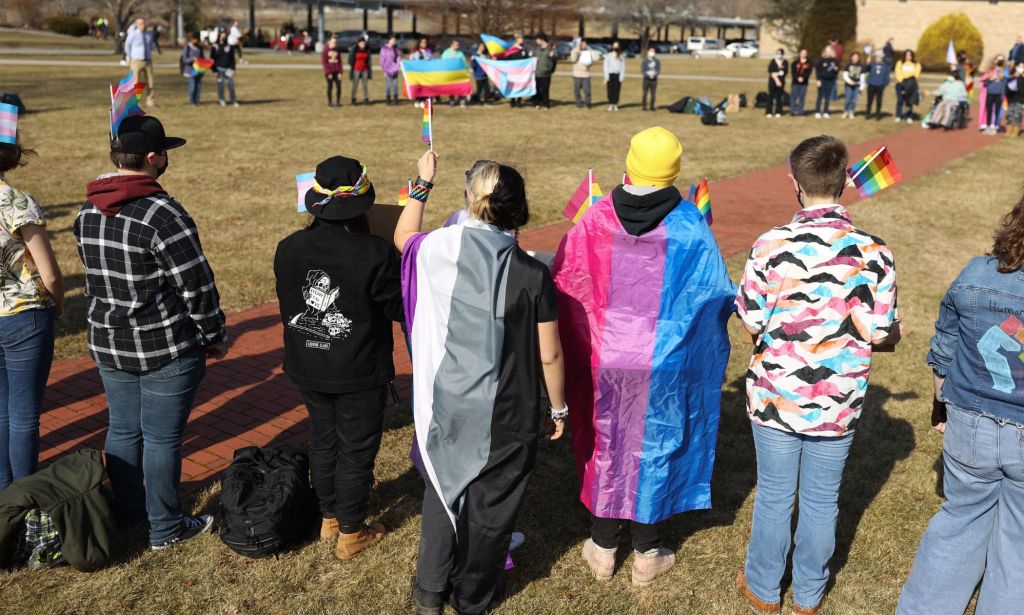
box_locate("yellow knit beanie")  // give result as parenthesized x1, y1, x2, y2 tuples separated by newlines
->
(625, 127, 682, 188)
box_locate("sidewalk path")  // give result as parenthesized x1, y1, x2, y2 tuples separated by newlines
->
(38, 125, 994, 487)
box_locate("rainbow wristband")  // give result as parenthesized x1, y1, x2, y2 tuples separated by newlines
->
(409, 185, 431, 203)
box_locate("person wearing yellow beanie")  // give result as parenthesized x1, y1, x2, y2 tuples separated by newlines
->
(625, 126, 682, 188)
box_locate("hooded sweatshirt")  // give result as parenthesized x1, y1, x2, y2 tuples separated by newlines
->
(85, 173, 165, 217)
(612, 185, 682, 237)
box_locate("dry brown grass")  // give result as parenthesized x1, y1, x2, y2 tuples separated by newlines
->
(0, 38, 1013, 614)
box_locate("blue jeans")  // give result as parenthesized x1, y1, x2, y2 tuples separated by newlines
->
(897, 405, 1024, 615)
(894, 83, 905, 118)
(385, 74, 400, 99)
(215, 68, 236, 103)
(790, 83, 808, 115)
(100, 351, 206, 545)
(744, 423, 855, 609)
(844, 84, 860, 114)
(815, 80, 836, 114)
(0, 309, 54, 492)
(187, 75, 202, 105)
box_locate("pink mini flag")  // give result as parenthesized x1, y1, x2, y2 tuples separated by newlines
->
(0, 102, 17, 145)
(296, 172, 314, 212)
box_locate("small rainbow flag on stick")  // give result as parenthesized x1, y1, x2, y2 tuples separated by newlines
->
(0, 102, 17, 145)
(296, 172, 315, 212)
(422, 98, 433, 151)
(110, 71, 146, 136)
(689, 177, 712, 225)
(847, 145, 903, 198)
(193, 57, 214, 75)
(398, 180, 411, 206)
(562, 169, 603, 224)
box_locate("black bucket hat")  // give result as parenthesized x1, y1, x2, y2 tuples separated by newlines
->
(305, 156, 376, 221)
(111, 116, 186, 154)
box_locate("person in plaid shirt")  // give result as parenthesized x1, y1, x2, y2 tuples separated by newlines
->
(75, 116, 227, 550)
(733, 135, 901, 615)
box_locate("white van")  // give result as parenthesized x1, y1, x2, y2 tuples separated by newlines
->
(687, 36, 725, 51)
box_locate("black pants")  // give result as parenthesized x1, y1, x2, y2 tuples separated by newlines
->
(300, 385, 386, 532)
(642, 77, 657, 110)
(591, 514, 663, 553)
(325, 73, 340, 105)
(416, 472, 530, 615)
(535, 76, 552, 107)
(901, 78, 919, 119)
(767, 80, 785, 115)
(474, 78, 489, 103)
(866, 85, 885, 117)
(986, 94, 1003, 126)
(607, 74, 621, 105)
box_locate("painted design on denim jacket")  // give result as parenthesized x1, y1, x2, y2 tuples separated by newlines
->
(979, 316, 1024, 393)
(736, 204, 898, 436)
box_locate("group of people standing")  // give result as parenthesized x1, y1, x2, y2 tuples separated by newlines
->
(179, 23, 244, 107)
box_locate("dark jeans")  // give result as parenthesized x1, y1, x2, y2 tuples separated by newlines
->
(100, 350, 206, 545)
(591, 514, 663, 552)
(767, 80, 785, 115)
(474, 78, 489, 103)
(642, 77, 657, 109)
(0, 309, 54, 492)
(187, 75, 202, 105)
(534, 76, 552, 107)
(900, 78, 919, 119)
(815, 80, 836, 114)
(606, 74, 621, 105)
(300, 385, 386, 532)
(416, 473, 528, 614)
(986, 94, 1003, 126)
(866, 85, 885, 117)
(791, 83, 808, 115)
(325, 73, 340, 105)
(894, 82, 905, 118)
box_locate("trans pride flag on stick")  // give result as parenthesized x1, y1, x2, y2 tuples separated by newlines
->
(847, 145, 903, 198)
(110, 71, 146, 136)
(562, 169, 602, 224)
(295, 172, 314, 212)
(401, 57, 474, 99)
(0, 102, 17, 145)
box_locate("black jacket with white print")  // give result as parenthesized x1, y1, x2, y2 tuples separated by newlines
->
(274, 219, 403, 393)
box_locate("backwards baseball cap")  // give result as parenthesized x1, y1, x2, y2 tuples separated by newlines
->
(111, 116, 186, 154)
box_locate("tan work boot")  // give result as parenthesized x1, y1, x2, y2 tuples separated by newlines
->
(631, 547, 675, 586)
(335, 522, 386, 560)
(580, 538, 616, 581)
(736, 569, 781, 614)
(320, 517, 339, 541)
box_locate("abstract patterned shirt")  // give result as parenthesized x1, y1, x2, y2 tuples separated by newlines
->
(0, 182, 53, 315)
(735, 204, 898, 436)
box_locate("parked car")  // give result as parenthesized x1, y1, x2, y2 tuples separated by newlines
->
(690, 39, 734, 59)
(686, 36, 721, 52)
(670, 41, 691, 54)
(726, 41, 760, 58)
(334, 29, 384, 52)
(651, 41, 672, 55)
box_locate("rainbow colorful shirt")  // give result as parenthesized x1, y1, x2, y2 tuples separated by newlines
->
(735, 204, 898, 436)
(0, 182, 52, 315)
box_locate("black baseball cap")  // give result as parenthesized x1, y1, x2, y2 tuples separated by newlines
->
(111, 116, 186, 154)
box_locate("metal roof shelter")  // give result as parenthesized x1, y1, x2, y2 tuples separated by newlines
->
(279, 0, 433, 44)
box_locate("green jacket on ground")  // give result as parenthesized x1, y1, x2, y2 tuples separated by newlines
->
(0, 448, 114, 572)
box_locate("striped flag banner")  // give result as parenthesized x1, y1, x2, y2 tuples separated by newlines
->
(0, 102, 17, 145)
(110, 70, 145, 135)
(847, 145, 903, 198)
(422, 98, 433, 149)
(400, 57, 473, 99)
(475, 57, 537, 99)
(481, 34, 512, 58)
(398, 180, 411, 206)
(563, 169, 602, 223)
(296, 172, 314, 212)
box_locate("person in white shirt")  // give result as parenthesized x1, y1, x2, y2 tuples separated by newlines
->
(570, 39, 595, 109)
(603, 42, 625, 111)
(228, 20, 245, 62)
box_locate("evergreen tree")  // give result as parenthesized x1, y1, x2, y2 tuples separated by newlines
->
(799, 0, 856, 58)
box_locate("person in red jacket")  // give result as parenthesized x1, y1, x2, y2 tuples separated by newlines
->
(321, 35, 343, 107)
(348, 38, 372, 105)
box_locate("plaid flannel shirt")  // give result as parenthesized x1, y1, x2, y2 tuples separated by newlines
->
(74, 193, 227, 373)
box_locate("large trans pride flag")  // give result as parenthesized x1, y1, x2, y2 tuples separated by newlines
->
(476, 57, 537, 98)
(552, 195, 735, 523)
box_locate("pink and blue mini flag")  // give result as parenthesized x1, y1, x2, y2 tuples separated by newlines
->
(0, 102, 17, 145)
(110, 71, 146, 135)
(296, 172, 315, 212)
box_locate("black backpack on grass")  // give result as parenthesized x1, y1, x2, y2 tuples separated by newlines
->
(219, 446, 315, 558)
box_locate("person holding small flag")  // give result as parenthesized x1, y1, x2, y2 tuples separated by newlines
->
(180, 35, 205, 106)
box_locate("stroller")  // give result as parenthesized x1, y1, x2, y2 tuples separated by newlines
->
(923, 95, 969, 130)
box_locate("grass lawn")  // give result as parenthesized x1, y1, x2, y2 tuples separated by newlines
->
(0, 37, 1014, 614)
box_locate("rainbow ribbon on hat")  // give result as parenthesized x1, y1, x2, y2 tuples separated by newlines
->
(309, 166, 371, 207)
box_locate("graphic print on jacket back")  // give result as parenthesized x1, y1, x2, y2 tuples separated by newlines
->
(287, 269, 352, 349)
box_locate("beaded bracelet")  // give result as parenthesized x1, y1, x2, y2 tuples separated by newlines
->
(550, 402, 568, 422)
(409, 184, 431, 203)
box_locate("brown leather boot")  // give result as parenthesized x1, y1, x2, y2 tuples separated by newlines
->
(792, 597, 826, 615)
(335, 522, 386, 560)
(736, 569, 781, 614)
(319, 517, 339, 541)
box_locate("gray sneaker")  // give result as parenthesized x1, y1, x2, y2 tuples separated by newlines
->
(150, 514, 214, 551)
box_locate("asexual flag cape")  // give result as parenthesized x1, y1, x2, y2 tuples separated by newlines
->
(401, 57, 473, 99)
(402, 219, 551, 526)
(476, 57, 537, 98)
(552, 196, 735, 523)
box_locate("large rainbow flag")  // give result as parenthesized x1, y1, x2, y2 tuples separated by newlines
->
(401, 57, 473, 99)
(552, 195, 735, 523)
(847, 145, 902, 198)
(481, 34, 512, 58)
(562, 170, 602, 224)
(110, 71, 146, 135)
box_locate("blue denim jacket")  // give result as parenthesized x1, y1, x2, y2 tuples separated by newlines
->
(928, 256, 1024, 423)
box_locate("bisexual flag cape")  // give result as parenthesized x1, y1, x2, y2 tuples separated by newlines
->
(402, 218, 556, 527)
(552, 195, 735, 523)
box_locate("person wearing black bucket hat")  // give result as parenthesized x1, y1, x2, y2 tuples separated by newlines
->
(275, 155, 403, 560)
(75, 115, 226, 550)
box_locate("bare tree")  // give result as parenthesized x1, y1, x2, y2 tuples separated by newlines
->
(101, 0, 152, 54)
(608, 0, 702, 50)
(760, 0, 810, 49)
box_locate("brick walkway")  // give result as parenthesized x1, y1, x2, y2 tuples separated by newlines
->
(38, 125, 994, 488)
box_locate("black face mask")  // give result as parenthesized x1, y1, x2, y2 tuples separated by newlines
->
(154, 153, 168, 178)
(998, 60, 1005, 66)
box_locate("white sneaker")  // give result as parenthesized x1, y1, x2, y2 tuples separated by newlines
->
(823, 113, 830, 119)
(895, 117, 902, 122)
(980, 124, 988, 131)
(906, 117, 914, 123)
(774, 113, 781, 118)
(219, 100, 226, 106)
(814, 113, 821, 119)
